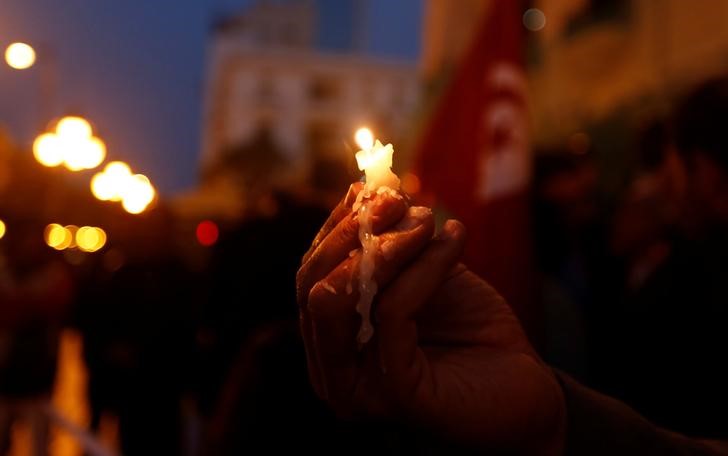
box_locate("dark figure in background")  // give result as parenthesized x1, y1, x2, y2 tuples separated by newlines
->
(0, 219, 74, 455)
(75, 214, 196, 455)
(202, 189, 406, 455)
(532, 151, 606, 379)
(615, 77, 728, 438)
(199, 190, 339, 454)
(611, 118, 682, 294)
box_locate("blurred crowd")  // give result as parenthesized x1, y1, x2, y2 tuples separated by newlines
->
(534, 76, 728, 438)
(1, 74, 728, 454)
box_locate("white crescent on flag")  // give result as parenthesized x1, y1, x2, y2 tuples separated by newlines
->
(476, 62, 530, 202)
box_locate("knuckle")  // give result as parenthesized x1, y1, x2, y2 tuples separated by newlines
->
(338, 216, 359, 243)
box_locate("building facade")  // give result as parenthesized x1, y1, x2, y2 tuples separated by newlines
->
(420, 0, 728, 145)
(200, 0, 419, 194)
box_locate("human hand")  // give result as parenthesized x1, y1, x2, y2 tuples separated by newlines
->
(297, 183, 566, 454)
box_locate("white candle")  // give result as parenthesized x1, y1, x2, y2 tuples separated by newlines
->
(352, 127, 401, 345)
(355, 128, 400, 191)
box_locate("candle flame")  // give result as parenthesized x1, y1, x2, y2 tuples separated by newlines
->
(355, 127, 374, 151)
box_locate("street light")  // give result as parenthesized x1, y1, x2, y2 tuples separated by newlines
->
(33, 116, 106, 171)
(4, 42, 36, 70)
(4, 41, 57, 131)
(121, 174, 156, 214)
(44, 223, 73, 250)
(90, 161, 156, 214)
(76, 226, 107, 252)
(44, 223, 106, 252)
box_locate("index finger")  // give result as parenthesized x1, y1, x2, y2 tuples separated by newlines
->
(302, 182, 363, 266)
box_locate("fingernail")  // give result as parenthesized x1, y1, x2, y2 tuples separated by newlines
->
(370, 197, 399, 221)
(394, 206, 431, 231)
(368, 193, 406, 230)
(439, 219, 462, 241)
(369, 191, 395, 210)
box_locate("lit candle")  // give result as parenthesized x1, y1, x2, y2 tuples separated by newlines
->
(352, 127, 402, 345)
(355, 128, 401, 191)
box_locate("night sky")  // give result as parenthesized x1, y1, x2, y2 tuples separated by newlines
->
(0, 0, 423, 194)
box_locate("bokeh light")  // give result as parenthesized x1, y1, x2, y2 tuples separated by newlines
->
(120, 174, 156, 214)
(0, 220, 5, 240)
(90, 172, 115, 201)
(401, 172, 422, 195)
(523, 8, 546, 32)
(104, 161, 132, 177)
(103, 161, 133, 202)
(355, 127, 374, 151)
(77, 136, 106, 169)
(91, 162, 156, 214)
(196, 220, 219, 247)
(65, 225, 79, 248)
(91, 162, 126, 202)
(45, 223, 73, 250)
(63, 140, 89, 171)
(57, 116, 92, 140)
(76, 226, 107, 252)
(46, 224, 107, 252)
(4, 42, 36, 70)
(32, 116, 105, 171)
(33, 133, 65, 167)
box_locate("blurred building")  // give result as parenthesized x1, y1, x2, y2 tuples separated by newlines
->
(420, 0, 489, 82)
(421, 0, 728, 145)
(200, 0, 419, 197)
(529, 0, 728, 144)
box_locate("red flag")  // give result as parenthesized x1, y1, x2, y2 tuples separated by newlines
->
(414, 1, 537, 339)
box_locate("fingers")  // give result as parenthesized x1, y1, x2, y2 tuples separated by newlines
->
(298, 182, 360, 399)
(302, 182, 362, 266)
(297, 188, 408, 308)
(297, 182, 407, 398)
(376, 219, 466, 407)
(307, 207, 435, 410)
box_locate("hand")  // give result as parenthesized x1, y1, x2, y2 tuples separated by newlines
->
(297, 184, 566, 454)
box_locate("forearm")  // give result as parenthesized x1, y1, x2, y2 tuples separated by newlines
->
(554, 370, 728, 455)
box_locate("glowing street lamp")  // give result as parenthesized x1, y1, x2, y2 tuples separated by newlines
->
(4, 42, 36, 70)
(90, 162, 156, 214)
(33, 133, 64, 167)
(0, 219, 6, 239)
(44, 223, 73, 250)
(76, 226, 107, 252)
(56, 116, 92, 139)
(5, 41, 57, 128)
(121, 174, 156, 214)
(33, 116, 106, 171)
(45, 223, 107, 252)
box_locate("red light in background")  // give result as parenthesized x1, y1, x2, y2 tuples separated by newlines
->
(196, 220, 219, 246)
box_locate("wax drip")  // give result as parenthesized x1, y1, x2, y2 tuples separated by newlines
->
(355, 199, 378, 345)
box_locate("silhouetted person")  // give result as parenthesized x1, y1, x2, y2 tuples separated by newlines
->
(200, 190, 361, 455)
(76, 210, 195, 455)
(616, 77, 728, 438)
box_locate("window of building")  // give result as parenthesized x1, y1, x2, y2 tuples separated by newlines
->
(308, 76, 339, 102)
(565, 0, 631, 37)
(257, 74, 275, 105)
